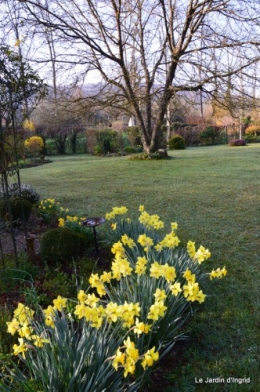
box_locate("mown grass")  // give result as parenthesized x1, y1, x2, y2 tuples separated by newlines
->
(20, 145, 260, 391)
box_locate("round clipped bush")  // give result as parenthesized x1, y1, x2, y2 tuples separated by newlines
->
(40, 227, 87, 264)
(1, 197, 32, 226)
(168, 135, 186, 150)
(229, 139, 247, 146)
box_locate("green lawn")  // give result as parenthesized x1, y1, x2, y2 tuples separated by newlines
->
(20, 145, 260, 391)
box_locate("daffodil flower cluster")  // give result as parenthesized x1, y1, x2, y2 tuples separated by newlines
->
(38, 198, 69, 224)
(6, 303, 50, 358)
(111, 337, 159, 377)
(105, 206, 128, 220)
(209, 266, 227, 279)
(6, 203, 227, 389)
(58, 215, 88, 236)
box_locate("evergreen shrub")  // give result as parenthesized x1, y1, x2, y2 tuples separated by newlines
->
(40, 227, 87, 264)
(168, 135, 186, 150)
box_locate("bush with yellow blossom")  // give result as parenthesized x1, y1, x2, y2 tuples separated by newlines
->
(2, 205, 227, 391)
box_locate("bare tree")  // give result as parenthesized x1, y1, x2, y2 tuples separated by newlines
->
(11, 0, 260, 153)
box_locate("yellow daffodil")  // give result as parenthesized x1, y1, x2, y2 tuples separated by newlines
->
(53, 296, 67, 312)
(169, 282, 182, 296)
(141, 347, 159, 369)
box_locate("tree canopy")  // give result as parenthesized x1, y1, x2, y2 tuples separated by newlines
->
(3, 0, 260, 152)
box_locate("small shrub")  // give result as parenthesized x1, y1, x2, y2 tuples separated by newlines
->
(8, 183, 41, 205)
(229, 139, 247, 146)
(40, 227, 87, 264)
(124, 146, 136, 154)
(1, 197, 32, 226)
(94, 145, 102, 155)
(243, 135, 260, 143)
(24, 136, 44, 157)
(168, 135, 186, 150)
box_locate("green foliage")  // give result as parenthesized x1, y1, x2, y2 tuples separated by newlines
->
(94, 144, 102, 155)
(41, 271, 75, 302)
(243, 135, 260, 143)
(96, 129, 119, 153)
(40, 227, 87, 264)
(199, 126, 223, 145)
(1, 197, 32, 226)
(168, 135, 186, 150)
(124, 145, 136, 154)
(125, 126, 142, 146)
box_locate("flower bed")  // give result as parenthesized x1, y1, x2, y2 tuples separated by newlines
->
(1, 205, 227, 391)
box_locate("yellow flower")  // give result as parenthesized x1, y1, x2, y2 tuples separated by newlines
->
(58, 218, 65, 227)
(162, 264, 176, 282)
(111, 222, 117, 230)
(6, 318, 20, 335)
(159, 232, 180, 249)
(139, 205, 145, 212)
(154, 243, 163, 252)
(13, 303, 34, 324)
(150, 261, 164, 279)
(187, 240, 196, 258)
(121, 234, 135, 248)
(105, 212, 116, 220)
(106, 302, 121, 323)
(183, 269, 196, 283)
(141, 347, 159, 369)
(18, 322, 33, 339)
(13, 337, 27, 358)
(85, 293, 100, 307)
(210, 266, 227, 280)
(171, 222, 178, 231)
(154, 288, 167, 301)
(135, 256, 148, 275)
(112, 348, 126, 371)
(53, 296, 67, 311)
(111, 241, 125, 256)
(196, 290, 206, 303)
(74, 303, 88, 319)
(133, 318, 152, 335)
(148, 301, 167, 321)
(137, 234, 154, 247)
(169, 282, 182, 296)
(100, 271, 112, 283)
(77, 290, 88, 303)
(194, 245, 211, 264)
(32, 335, 50, 348)
(111, 257, 133, 280)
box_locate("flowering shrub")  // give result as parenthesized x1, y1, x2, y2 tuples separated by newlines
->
(2, 205, 227, 391)
(229, 138, 247, 146)
(24, 136, 44, 156)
